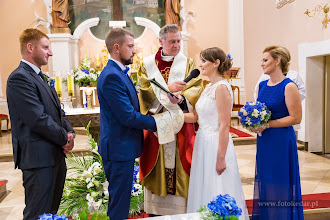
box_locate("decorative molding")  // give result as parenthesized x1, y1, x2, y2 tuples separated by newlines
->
(109, 21, 127, 29)
(34, 11, 51, 33)
(134, 17, 161, 39)
(276, 0, 295, 9)
(44, 0, 52, 25)
(180, 0, 195, 34)
(73, 17, 100, 40)
(298, 39, 330, 151)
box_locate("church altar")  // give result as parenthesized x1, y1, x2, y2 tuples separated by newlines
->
(65, 107, 100, 138)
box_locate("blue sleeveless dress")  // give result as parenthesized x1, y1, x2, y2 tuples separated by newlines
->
(252, 78, 304, 220)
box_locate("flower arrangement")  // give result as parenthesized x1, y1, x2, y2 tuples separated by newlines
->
(38, 214, 69, 220)
(238, 101, 271, 131)
(73, 55, 100, 87)
(198, 194, 242, 220)
(60, 121, 108, 218)
(129, 159, 144, 217)
(60, 121, 145, 219)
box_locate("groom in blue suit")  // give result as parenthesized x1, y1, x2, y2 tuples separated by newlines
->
(97, 28, 157, 220)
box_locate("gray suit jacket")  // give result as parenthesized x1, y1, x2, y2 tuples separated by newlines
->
(7, 61, 74, 169)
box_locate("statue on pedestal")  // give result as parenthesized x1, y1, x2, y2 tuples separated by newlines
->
(52, 0, 71, 33)
(164, 0, 181, 28)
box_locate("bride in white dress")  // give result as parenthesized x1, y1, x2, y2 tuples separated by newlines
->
(184, 47, 249, 219)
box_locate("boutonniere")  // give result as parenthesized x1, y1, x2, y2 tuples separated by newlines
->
(43, 74, 55, 88)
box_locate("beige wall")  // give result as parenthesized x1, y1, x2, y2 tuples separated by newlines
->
(0, 0, 48, 99)
(244, 0, 330, 101)
(186, 0, 229, 67)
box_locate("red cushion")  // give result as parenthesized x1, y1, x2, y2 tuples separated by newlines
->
(0, 114, 8, 118)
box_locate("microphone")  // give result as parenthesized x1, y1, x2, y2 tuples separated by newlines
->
(183, 69, 200, 83)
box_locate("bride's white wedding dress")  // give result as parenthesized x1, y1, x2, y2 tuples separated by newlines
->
(187, 80, 249, 219)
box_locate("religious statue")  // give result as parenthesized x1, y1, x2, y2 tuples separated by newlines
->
(164, 0, 181, 27)
(52, 0, 71, 32)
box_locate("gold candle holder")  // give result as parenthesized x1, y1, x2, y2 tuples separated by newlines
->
(84, 88, 94, 110)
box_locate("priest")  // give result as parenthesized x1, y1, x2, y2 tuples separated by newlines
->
(138, 24, 203, 215)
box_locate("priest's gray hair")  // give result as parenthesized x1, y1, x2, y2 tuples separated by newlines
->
(159, 24, 180, 41)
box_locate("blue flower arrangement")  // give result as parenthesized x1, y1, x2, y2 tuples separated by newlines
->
(38, 214, 69, 220)
(238, 101, 271, 131)
(198, 194, 242, 220)
(129, 160, 144, 217)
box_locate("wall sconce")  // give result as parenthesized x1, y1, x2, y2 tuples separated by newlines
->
(305, 4, 330, 28)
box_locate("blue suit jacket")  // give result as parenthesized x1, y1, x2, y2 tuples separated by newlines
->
(97, 60, 156, 161)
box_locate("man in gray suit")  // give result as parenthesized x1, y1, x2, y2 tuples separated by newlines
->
(6, 28, 75, 220)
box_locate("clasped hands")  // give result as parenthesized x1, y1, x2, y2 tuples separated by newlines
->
(62, 132, 74, 154)
(167, 81, 186, 104)
(250, 123, 269, 135)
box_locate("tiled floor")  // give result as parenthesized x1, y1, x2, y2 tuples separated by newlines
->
(0, 130, 330, 219)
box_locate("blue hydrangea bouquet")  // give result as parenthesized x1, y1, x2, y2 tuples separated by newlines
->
(198, 194, 242, 220)
(238, 101, 271, 131)
(38, 214, 69, 220)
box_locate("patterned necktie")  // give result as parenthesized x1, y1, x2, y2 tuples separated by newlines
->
(39, 71, 48, 85)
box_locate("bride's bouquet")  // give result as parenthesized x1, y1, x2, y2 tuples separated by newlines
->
(198, 194, 242, 219)
(238, 101, 271, 132)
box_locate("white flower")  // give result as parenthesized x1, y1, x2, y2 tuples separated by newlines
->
(93, 180, 100, 187)
(251, 109, 259, 118)
(86, 177, 91, 183)
(87, 182, 94, 189)
(65, 190, 71, 196)
(91, 191, 99, 197)
(260, 110, 267, 121)
(93, 166, 102, 175)
(246, 117, 252, 125)
(249, 102, 256, 106)
(104, 190, 109, 199)
(240, 108, 248, 116)
(83, 170, 93, 179)
(135, 184, 142, 189)
(102, 181, 109, 190)
(94, 200, 102, 210)
(86, 193, 93, 202)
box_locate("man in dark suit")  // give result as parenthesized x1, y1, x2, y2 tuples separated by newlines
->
(97, 28, 157, 220)
(6, 28, 75, 220)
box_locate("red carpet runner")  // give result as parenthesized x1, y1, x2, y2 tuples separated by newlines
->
(230, 127, 253, 138)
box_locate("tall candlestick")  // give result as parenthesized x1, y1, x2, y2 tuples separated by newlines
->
(67, 75, 74, 96)
(55, 76, 62, 97)
(96, 53, 100, 68)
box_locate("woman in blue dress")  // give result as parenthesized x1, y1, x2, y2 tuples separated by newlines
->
(252, 46, 304, 220)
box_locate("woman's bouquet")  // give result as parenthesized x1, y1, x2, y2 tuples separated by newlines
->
(198, 194, 242, 220)
(238, 101, 271, 132)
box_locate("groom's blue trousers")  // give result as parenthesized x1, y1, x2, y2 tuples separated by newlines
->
(103, 159, 135, 220)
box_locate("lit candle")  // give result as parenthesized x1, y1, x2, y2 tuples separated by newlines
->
(67, 75, 74, 96)
(55, 76, 62, 97)
(96, 53, 100, 68)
